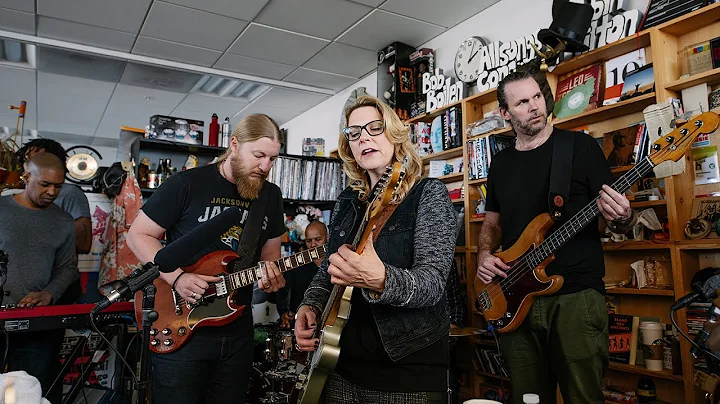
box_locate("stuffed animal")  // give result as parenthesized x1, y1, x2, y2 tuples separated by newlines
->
(383, 63, 396, 108)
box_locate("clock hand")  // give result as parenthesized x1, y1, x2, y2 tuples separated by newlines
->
(468, 49, 480, 63)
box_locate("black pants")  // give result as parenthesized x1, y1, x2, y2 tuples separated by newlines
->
(0, 329, 64, 402)
(150, 321, 254, 404)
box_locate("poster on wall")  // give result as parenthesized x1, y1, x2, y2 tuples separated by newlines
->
(77, 193, 112, 273)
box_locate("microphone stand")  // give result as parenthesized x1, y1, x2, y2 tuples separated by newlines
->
(135, 265, 159, 403)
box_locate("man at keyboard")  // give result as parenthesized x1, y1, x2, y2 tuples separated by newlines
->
(0, 152, 78, 399)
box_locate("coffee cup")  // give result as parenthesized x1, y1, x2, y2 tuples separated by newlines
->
(640, 321, 664, 371)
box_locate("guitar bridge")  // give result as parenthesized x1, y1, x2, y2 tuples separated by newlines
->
(214, 275, 228, 297)
(171, 290, 183, 315)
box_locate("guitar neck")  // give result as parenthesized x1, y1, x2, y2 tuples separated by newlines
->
(533, 157, 655, 261)
(226, 245, 327, 291)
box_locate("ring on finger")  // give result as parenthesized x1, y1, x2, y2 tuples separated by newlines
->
(191, 291, 197, 299)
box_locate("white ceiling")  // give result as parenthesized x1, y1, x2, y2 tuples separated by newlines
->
(0, 0, 500, 148)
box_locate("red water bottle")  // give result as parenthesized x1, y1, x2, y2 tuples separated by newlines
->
(209, 113, 219, 147)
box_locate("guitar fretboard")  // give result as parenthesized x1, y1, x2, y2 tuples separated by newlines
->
(225, 245, 327, 291)
(518, 157, 655, 274)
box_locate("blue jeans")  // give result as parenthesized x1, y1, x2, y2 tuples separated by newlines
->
(151, 316, 254, 404)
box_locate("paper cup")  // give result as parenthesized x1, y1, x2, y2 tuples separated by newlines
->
(640, 321, 664, 371)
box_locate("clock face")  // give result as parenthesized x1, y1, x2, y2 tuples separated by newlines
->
(455, 36, 486, 84)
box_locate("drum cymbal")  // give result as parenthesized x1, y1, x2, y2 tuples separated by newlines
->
(449, 326, 482, 337)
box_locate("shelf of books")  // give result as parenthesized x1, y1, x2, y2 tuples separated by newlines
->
(404, 3, 720, 403)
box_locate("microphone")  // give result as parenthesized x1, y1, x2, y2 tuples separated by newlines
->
(91, 207, 243, 314)
(153, 207, 244, 273)
(671, 274, 720, 311)
(92, 262, 160, 314)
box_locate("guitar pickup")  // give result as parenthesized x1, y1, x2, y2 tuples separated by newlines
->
(214, 276, 229, 297)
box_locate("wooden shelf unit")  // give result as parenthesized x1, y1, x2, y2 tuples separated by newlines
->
(417, 5, 720, 403)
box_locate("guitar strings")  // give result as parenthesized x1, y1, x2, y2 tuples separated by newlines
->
(482, 157, 655, 300)
(481, 125, 701, 304)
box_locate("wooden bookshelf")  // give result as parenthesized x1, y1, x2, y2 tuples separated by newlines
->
(666, 68, 720, 92)
(436, 172, 463, 183)
(607, 362, 683, 382)
(657, 1, 720, 36)
(551, 31, 651, 76)
(630, 199, 667, 209)
(468, 126, 514, 141)
(406, 99, 463, 124)
(552, 93, 656, 129)
(677, 239, 720, 250)
(468, 178, 487, 185)
(605, 287, 675, 296)
(421, 146, 463, 162)
(602, 240, 673, 251)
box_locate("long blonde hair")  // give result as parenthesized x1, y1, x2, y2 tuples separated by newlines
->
(216, 113, 281, 163)
(339, 95, 422, 202)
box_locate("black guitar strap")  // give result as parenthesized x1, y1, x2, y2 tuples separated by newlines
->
(232, 181, 272, 271)
(548, 130, 574, 221)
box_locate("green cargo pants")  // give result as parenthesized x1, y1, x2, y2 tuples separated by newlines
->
(498, 288, 609, 404)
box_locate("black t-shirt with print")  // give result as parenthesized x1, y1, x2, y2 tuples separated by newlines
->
(142, 163, 286, 334)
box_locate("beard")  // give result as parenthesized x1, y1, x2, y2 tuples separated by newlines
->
(230, 157, 267, 200)
(509, 112, 546, 137)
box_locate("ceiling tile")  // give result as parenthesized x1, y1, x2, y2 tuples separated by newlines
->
(37, 0, 152, 34)
(283, 68, 356, 91)
(228, 24, 329, 66)
(381, 0, 499, 27)
(161, 0, 270, 20)
(141, 1, 248, 51)
(337, 9, 444, 50)
(303, 42, 376, 78)
(171, 94, 250, 124)
(37, 72, 116, 137)
(349, 0, 384, 6)
(0, 7, 35, 35)
(36, 47, 126, 83)
(0, 65, 37, 130)
(0, 0, 34, 13)
(213, 53, 295, 80)
(37, 17, 136, 52)
(255, 0, 370, 40)
(133, 36, 222, 67)
(234, 87, 330, 125)
(95, 84, 186, 138)
(119, 63, 203, 93)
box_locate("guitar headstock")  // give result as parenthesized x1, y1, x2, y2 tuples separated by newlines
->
(648, 112, 720, 166)
(367, 157, 408, 219)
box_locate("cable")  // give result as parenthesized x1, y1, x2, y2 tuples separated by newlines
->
(488, 325, 509, 401)
(1, 327, 8, 372)
(89, 312, 137, 383)
(110, 332, 139, 392)
(671, 308, 720, 363)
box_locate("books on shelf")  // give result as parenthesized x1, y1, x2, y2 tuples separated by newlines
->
(267, 157, 345, 201)
(467, 132, 514, 180)
(410, 106, 462, 156)
(602, 122, 648, 167)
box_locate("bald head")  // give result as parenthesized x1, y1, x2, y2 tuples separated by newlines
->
(23, 152, 65, 209)
(305, 221, 328, 250)
(26, 152, 65, 175)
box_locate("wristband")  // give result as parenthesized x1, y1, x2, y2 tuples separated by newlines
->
(172, 272, 188, 291)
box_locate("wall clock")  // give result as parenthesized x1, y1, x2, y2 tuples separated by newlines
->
(454, 36, 488, 84)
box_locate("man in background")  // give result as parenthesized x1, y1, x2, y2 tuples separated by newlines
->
(0, 152, 78, 399)
(277, 221, 328, 329)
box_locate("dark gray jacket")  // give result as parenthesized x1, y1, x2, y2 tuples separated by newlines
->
(300, 178, 457, 361)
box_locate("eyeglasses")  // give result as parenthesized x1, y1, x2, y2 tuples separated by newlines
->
(342, 120, 385, 141)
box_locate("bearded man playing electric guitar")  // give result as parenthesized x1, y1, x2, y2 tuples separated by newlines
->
(476, 71, 634, 404)
(127, 114, 287, 404)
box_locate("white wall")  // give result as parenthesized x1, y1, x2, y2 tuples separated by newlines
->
(282, 0, 652, 155)
(282, 0, 555, 154)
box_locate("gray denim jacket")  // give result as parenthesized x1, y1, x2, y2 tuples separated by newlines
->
(300, 178, 458, 361)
